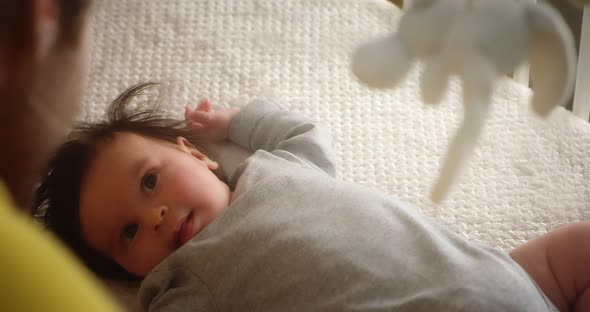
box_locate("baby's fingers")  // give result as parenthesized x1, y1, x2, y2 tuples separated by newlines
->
(186, 109, 213, 124)
(184, 106, 194, 121)
(197, 99, 212, 112)
(186, 120, 205, 131)
(185, 99, 212, 119)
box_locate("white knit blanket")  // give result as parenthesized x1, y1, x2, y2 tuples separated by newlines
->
(84, 0, 590, 308)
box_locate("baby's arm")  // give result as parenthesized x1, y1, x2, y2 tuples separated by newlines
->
(139, 266, 216, 312)
(186, 99, 337, 176)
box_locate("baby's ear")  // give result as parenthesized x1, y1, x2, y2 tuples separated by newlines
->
(175, 137, 219, 170)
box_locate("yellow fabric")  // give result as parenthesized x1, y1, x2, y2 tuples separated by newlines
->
(0, 182, 121, 312)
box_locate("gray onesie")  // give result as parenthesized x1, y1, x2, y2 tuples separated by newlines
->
(139, 100, 557, 311)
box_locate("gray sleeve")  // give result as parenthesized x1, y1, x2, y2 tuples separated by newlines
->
(139, 268, 217, 312)
(228, 100, 337, 176)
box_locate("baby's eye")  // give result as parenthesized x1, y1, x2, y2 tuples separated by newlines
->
(121, 223, 138, 241)
(141, 173, 158, 193)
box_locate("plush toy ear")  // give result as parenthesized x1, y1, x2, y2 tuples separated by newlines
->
(352, 34, 412, 89)
(526, 3, 576, 116)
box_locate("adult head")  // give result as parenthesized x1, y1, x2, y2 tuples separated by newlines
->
(0, 0, 92, 208)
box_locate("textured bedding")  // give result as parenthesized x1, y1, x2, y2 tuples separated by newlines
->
(84, 0, 590, 309)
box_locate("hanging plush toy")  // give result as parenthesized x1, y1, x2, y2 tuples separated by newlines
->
(352, 0, 577, 203)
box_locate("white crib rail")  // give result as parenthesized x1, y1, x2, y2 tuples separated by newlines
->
(573, 7, 590, 120)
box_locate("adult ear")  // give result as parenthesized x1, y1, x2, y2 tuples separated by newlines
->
(35, 0, 59, 62)
(175, 137, 219, 170)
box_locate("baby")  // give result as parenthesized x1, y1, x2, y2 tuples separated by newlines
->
(34, 83, 590, 311)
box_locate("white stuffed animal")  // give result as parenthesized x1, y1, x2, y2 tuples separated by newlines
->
(352, 0, 576, 203)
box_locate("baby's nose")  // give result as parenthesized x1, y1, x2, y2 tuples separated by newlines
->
(149, 205, 168, 231)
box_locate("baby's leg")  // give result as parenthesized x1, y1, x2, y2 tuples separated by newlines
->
(510, 221, 590, 312)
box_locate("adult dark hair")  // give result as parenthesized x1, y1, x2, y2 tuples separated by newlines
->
(33, 82, 217, 280)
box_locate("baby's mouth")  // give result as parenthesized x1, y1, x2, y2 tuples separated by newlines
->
(175, 211, 195, 248)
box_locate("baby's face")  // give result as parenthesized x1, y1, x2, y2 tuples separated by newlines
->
(79, 132, 231, 276)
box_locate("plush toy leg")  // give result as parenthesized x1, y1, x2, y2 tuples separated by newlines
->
(421, 55, 449, 104)
(526, 3, 576, 116)
(431, 55, 495, 203)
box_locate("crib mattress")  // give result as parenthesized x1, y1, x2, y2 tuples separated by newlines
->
(84, 0, 590, 309)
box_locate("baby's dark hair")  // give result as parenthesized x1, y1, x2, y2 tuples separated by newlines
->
(32, 82, 213, 280)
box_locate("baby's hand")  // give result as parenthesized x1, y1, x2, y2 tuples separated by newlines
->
(184, 100, 240, 142)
